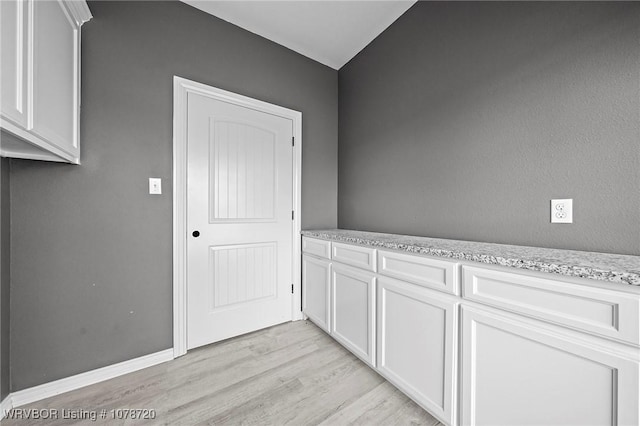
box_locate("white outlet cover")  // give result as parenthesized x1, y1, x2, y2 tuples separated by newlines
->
(551, 199, 573, 223)
(149, 178, 162, 195)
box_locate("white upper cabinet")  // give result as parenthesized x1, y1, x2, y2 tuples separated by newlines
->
(0, 0, 91, 164)
(1, 0, 28, 128)
(32, 0, 77, 154)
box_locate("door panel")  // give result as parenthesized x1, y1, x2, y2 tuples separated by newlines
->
(187, 92, 293, 349)
(210, 120, 276, 222)
(210, 243, 276, 309)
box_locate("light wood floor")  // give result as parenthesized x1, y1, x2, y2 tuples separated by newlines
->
(4, 320, 443, 425)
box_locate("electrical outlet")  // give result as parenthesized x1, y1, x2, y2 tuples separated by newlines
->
(551, 199, 572, 223)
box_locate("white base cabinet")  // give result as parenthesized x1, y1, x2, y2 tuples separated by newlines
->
(461, 304, 639, 426)
(301, 235, 640, 426)
(377, 277, 459, 425)
(331, 263, 376, 367)
(302, 254, 331, 333)
(0, 0, 91, 163)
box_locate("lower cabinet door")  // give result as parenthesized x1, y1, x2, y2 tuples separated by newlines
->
(331, 263, 376, 367)
(377, 277, 459, 426)
(302, 254, 331, 332)
(461, 305, 640, 426)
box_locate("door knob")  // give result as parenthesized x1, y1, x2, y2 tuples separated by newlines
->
(192, 231, 200, 237)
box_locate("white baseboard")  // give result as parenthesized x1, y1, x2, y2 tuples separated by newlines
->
(1, 394, 13, 420)
(10, 349, 174, 408)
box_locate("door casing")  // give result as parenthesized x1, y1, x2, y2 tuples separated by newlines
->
(172, 76, 303, 357)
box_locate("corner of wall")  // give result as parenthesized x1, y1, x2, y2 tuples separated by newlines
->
(0, 158, 10, 400)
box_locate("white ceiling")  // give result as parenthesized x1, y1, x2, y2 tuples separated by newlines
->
(181, 1, 417, 69)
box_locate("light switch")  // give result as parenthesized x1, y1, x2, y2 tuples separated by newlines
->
(149, 178, 162, 195)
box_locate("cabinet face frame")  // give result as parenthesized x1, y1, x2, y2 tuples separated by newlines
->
(377, 277, 458, 426)
(331, 263, 376, 367)
(302, 254, 331, 332)
(460, 304, 640, 426)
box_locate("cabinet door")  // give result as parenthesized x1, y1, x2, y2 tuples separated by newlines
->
(1, 0, 28, 127)
(377, 277, 458, 426)
(302, 254, 331, 332)
(461, 305, 639, 426)
(331, 263, 376, 367)
(31, 0, 79, 157)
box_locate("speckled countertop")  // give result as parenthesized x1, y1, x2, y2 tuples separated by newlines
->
(302, 229, 640, 287)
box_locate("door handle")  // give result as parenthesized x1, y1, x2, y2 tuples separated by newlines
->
(192, 231, 200, 237)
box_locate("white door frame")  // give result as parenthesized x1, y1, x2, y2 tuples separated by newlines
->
(172, 76, 303, 358)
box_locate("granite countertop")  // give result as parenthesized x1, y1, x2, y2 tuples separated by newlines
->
(301, 229, 640, 287)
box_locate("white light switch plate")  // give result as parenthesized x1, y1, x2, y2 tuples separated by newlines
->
(149, 178, 162, 195)
(551, 199, 572, 223)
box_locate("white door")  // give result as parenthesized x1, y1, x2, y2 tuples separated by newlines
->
(187, 91, 294, 349)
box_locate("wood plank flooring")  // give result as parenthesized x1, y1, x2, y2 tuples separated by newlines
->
(3, 320, 443, 425)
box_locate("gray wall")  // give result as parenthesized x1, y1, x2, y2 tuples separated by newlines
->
(10, 0, 337, 390)
(1, 158, 9, 400)
(339, 1, 640, 255)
